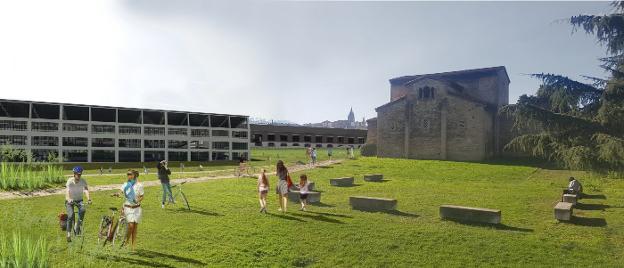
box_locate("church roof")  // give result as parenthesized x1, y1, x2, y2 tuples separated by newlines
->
(389, 66, 509, 86)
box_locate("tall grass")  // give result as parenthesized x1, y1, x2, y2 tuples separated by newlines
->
(0, 231, 48, 268)
(0, 162, 64, 191)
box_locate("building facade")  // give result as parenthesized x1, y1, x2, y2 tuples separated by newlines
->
(250, 124, 367, 148)
(0, 99, 250, 162)
(368, 66, 510, 161)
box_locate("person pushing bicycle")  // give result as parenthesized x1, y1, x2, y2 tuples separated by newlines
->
(113, 170, 144, 250)
(65, 166, 91, 242)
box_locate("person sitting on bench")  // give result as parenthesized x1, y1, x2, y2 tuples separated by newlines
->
(563, 177, 583, 196)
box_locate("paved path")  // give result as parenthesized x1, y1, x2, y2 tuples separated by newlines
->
(0, 160, 341, 200)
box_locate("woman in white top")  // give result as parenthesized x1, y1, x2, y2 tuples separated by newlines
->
(114, 170, 144, 250)
(296, 174, 310, 211)
(257, 169, 269, 213)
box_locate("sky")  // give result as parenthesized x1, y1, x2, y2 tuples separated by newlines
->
(0, 0, 613, 124)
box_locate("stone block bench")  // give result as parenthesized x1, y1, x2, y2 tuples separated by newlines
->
(554, 202, 573, 221)
(439, 205, 501, 224)
(350, 196, 397, 211)
(562, 194, 577, 205)
(363, 174, 383, 182)
(330, 177, 354, 187)
(287, 191, 321, 203)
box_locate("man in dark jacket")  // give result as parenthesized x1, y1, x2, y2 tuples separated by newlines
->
(157, 160, 173, 208)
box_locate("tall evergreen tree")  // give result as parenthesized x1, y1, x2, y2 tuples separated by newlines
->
(503, 1, 624, 171)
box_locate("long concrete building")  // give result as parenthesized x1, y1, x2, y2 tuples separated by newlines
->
(250, 124, 366, 148)
(0, 99, 250, 162)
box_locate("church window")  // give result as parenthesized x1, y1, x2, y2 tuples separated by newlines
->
(418, 86, 435, 99)
(422, 119, 430, 129)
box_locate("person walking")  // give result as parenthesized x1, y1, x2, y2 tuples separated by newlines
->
(116, 170, 144, 251)
(296, 174, 311, 211)
(310, 148, 318, 166)
(258, 169, 270, 213)
(65, 166, 91, 242)
(275, 160, 290, 212)
(157, 160, 174, 208)
(327, 147, 333, 162)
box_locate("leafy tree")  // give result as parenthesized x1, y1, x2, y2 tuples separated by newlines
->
(502, 1, 624, 171)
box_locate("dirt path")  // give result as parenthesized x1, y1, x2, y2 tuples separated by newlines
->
(0, 160, 342, 200)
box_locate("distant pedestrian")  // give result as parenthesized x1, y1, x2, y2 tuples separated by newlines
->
(306, 147, 312, 161)
(157, 160, 173, 209)
(143, 166, 148, 175)
(180, 163, 185, 173)
(348, 146, 355, 159)
(99, 167, 103, 176)
(108, 167, 112, 174)
(310, 148, 317, 166)
(258, 169, 269, 213)
(327, 147, 333, 161)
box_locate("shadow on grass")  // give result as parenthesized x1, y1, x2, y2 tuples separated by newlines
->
(135, 249, 206, 265)
(330, 184, 362, 188)
(576, 203, 610, 211)
(364, 179, 391, 183)
(310, 202, 334, 208)
(267, 212, 306, 222)
(444, 219, 533, 233)
(355, 209, 419, 218)
(96, 255, 174, 268)
(569, 216, 607, 227)
(582, 194, 607, 200)
(295, 213, 345, 224)
(305, 211, 353, 218)
(317, 166, 333, 169)
(174, 208, 222, 216)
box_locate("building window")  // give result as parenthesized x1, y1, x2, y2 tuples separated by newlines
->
(92, 150, 115, 162)
(268, 143, 275, 147)
(280, 135, 288, 142)
(31, 136, 58, 146)
(189, 114, 210, 127)
(418, 86, 435, 99)
(92, 125, 115, 134)
(212, 130, 229, 137)
(63, 150, 88, 162)
(119, 151, 141, 162)
(32, 122, 58, 132)
(327, 144, 333, 148)
(190, 140, 210, 149)
(348, 137, 355, 144)
(229, 116, 248, 129)
(168, 151, 187, 161)
(191, 152, 210, 161)
(326, 137, 334, 143)
(117, 109, 141, 124)
(304, 136, 312, 142)
(92, 138, 115, 147)
(212, 151, 229, 160)
(31, 103, 59, 119)
(292, 143, 300, 147)
(63, 123, 88, 132)
(267, 135, 275, 141)
(119, 139, 141, 148)
(167, 112, 188, 126)
(358, 137, 365, 144)
(143, 111, 165, 125)
(92, 108, 117, 122)
(316, 144, 322, 148)
(62, 137, 88, 147)
(144, 151, 165, 162)
(0, 135, 27, 146)
(233, 142, 248, 150)
(168, 140, 188, 149)
(292, 136, 300, 142)
(232, 152, 248, 160)
(144, 140, 165, 149)
(280, 143, 288, 147)
(337, 137, 344, 144)
(232, 131, 248, 139)
(191, 129, 210, 137)
(210, 115, 229, 128)
(62, 105, 89, 121)
(145, 127, 165, 136)
(31, 149, 58, 162)
(315, 136, 323, 143)
(212, 142, 229, 150)
(0, 102, 29, 118)
(168, 128, 188, 136)
(0, 120, 27, 131)
(119, 126, 141, 135)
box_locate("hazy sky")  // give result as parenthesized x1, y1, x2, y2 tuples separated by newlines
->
(0, 1, 612, 124)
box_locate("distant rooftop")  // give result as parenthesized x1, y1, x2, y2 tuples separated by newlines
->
(389, 66, 509, 86)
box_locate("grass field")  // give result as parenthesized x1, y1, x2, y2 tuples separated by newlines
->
(1, 152, 623, 267)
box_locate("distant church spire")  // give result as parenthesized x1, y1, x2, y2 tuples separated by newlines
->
(348, 107, 355, 123)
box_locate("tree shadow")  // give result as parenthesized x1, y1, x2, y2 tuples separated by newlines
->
(568, 216, 607, 227)
(96, 254, 174, 268)
(384, 210, 419, 218)
(317, 166, 333, 169)
(135, 249, 206, 265)
(443, 219, 533, 233)
(364, 179, 391, 183)
(304, 211, 353, 218)
(295, 213, 345, 224)
(330, 184, 361, 188)
(582, 194, 607, 200)
(267, 212, 306, 222)
(309, 202, 334, 208)
(174, 208, 222, 216)
(575, 203, 611, 211)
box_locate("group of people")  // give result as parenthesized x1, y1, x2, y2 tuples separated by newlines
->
(305, 146, 355, 165)
(258, 160, 312, 213)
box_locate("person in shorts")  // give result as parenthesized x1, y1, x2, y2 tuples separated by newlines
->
(275, 160, 290, 212)
(296, 174, 311, 211)
(258, 169, 269, 213)
(115, 170, 144, 250)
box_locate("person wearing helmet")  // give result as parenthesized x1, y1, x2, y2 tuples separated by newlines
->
(65, 166, 91, 242)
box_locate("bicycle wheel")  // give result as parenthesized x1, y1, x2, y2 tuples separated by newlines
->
(98, 216, 111, 245)
(113, 218, 128, 247)
(180, 191, 190, 210)
(104, 220, 117, 246)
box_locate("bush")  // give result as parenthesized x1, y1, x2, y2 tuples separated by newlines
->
(360, 144, 377, 157)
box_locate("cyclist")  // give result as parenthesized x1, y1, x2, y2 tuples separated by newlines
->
(65, 166, 91, 242)
(116, 170, 144, 250)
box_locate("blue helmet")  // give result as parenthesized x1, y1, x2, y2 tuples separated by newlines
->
(72, 166, 84, 174)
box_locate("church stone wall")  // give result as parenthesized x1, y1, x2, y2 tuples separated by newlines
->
(366, 118, 377, 145)
(377, 99, 407, 158)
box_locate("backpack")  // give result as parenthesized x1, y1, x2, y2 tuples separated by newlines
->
(58, 212, 68, 231)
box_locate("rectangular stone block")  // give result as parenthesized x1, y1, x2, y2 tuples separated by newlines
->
(350, 196, 397, 211)
(287, 191, 321, 203)
(562, 194, 577, 205)
(439, 205, 501, 224)
(330, 177, 354, 187)
(554, 202, 573, 221)
(363, 174, 383, 182)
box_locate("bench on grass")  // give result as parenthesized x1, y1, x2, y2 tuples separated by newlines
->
(562, 194, 577, 205)
(554, 202, 573, 221)
(439, 205, 501, 224)
(350, 196, 397, 211)
(287, 191, 321, 203)
(363, 174, 383, 182)
(330, 177, 354, 187)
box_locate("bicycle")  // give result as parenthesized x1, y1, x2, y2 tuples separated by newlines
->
(170, 181, 190, 210)
(97, 207, 128, 247)
(235, 163, 258, 178)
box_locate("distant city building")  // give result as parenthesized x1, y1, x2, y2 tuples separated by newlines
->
(250, 124, 367, 148)
(305, 108, 367, 129)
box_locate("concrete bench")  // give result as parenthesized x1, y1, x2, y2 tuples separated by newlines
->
(287, 191, 321, 203)
(350, 196, 397, 211)
(330, 177, 354, 187)
(554, 202, 573, 221)
(439, 205, 501, 224)
(363, 174, 383, 182)
(562, 194, 577, 205)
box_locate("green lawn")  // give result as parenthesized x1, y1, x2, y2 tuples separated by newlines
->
(1, 156, 623, 267)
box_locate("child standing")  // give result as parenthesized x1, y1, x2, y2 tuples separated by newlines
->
(297, 174, 311, 211)
(258, 169, 269, 213)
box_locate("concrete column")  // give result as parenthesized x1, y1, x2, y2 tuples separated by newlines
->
(440, 105, 447, 160)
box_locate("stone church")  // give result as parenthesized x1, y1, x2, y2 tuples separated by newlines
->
(366, 66, 510, 161)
